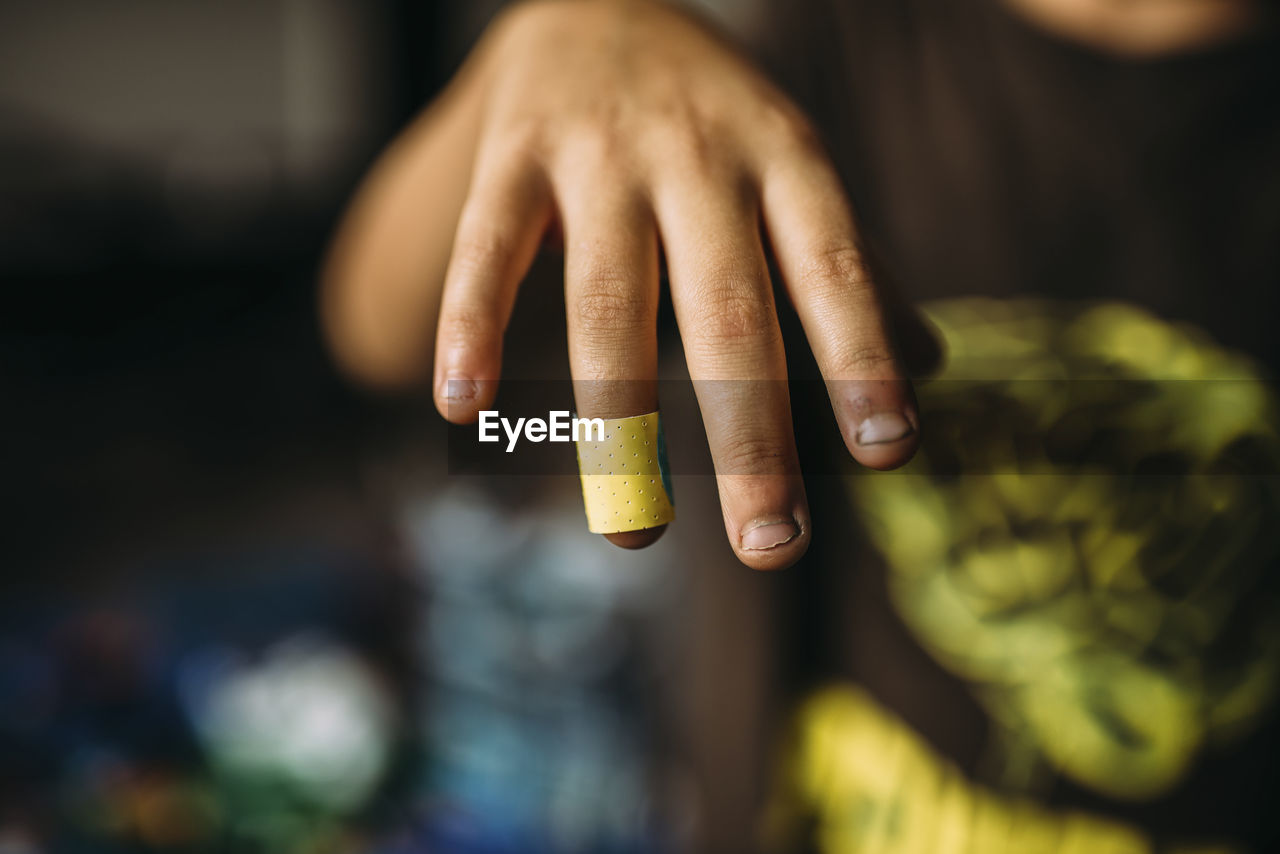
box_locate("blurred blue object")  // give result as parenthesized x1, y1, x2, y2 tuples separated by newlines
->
(399, 485, 674, 853)
(0, 489, 679, 852)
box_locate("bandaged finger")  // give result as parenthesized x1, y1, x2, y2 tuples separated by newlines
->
(576, 411, 675, 534)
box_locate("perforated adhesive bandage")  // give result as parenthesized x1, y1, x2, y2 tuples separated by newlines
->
(576, 411, 675, 534)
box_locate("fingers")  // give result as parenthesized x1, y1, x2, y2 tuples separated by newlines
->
(758, 136, 920, 471)
(655, 171, 810, 571)
(559, 179, 666, 548)
(433, 145, 553, 423)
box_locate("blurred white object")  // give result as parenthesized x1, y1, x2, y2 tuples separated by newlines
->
(186, 633, 395, 812)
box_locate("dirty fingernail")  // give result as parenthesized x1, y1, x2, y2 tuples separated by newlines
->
(441, 374, 480, 402)
(855, 411, 914, 446)
(741, 519, 799, 551)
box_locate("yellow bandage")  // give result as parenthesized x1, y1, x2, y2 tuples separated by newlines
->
(576, 411, 675, 534)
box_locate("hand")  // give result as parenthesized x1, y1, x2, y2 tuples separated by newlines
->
(323, 0, 925, 570)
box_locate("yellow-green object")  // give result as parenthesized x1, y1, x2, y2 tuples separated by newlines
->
(849, 299, 1280, 800)
(577, 411, 675, 533)
(764, 685, 1240, 854)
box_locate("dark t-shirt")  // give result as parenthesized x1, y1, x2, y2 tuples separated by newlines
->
(753, 2, 1280, 850)
(764, 0, 1280, 370)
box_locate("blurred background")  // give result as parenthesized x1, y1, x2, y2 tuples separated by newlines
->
(0, 2, 722, 851)
(2, 0, 451, 581)
(5, 2, 1280, 853)
(1, 3, 795, 851)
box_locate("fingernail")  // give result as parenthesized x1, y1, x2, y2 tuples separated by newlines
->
(441, 374, 480, 402)
(855, 411, 914, 446)
(741, 518, 799, 551)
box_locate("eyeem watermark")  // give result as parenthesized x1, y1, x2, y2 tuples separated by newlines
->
(479, 410, 605, 453)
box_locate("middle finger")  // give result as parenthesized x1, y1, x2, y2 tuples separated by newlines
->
(654, 169, 810, 570)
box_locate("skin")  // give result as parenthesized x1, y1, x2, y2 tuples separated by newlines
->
(1002, 0, 1261, 56)
(321, 0, 1259, 569)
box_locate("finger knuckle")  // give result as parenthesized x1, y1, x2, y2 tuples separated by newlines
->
(653, 117, 726, 180)
(763, 102, 825, 157)
(800, 244, 871, 291)
(830, 339, 898, 377)
(717, 431, 789, 475)
(573, 277, 650, 334)
(498, 116, 549, 158)
(450, 227, 516, 281)
(560, 118, 627, 170)
(691, 282, 779, 351)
